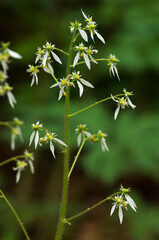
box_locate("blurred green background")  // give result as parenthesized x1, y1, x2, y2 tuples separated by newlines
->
(0, 0, 159, 239)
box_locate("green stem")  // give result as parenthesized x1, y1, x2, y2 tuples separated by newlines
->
(55, 48, 69, 56)
(0, 155, 24, 167)
(68, 138, 86, 179)
(39, 65, 58, 83)
(70, 58, 109, 68)
(0, 189, 30, 240)
(69, 94, 125, 117)
(65, 191, 122, 222)
(55, 31, 76, 240)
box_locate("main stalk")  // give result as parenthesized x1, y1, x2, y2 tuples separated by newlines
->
(55, 32, 75, 240)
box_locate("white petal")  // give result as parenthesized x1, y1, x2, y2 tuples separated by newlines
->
(79, 29, 88, 42)
(110, 203, 116, 216)
(125, 194, 137, 211)
(90, 31, 95, 42)
(29, 131, 35, 146)
(43, 67, 50, 73)
(50, 141, 55, 158)
(95, 31, 105, 44)
(73, 51, 80, 68)
(42, 52, 48, 66)
(114, 106, 120, 120)
(29, 160, 34, 174)
(81, 9, 88, 20)
(50, 82, 60, 88)
(7, 91, 17, 108)
(16, 170, 21, 183)
(77, 81, 84, 97)
(54, 137, 67, 147)
(127, 98, 136, 109)
(11, 134, 15, 150)
(101, 138, 109, 152)
(48, 63, 54, 74)
(114, 66, 120, 81)
(83, 53, 91, 69)
(58, 86, 64, 100)
(35, 130, 39, 149)
(35, 73, 38, 85)
(79, 78, 94, 88)
(30, 75, 35, 87)
(7, 49, 22, 59)
(51, 51, 62, 64)
(118, 206, 123, 224)
(89, 54, 98, 64)
(111, 94, 118, 103)
(84, 131, 91, 137)
(77, 132, 82, 146)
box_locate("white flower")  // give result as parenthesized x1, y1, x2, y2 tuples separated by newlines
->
(97, 130, 109, 152)
(40, 132, 67, 158)
(123, 89, 136, 109)
(42, 42, 62, 66)
(13, 161, 27, 183)
(73, 44, 98, 69)
(110, 187, 137, 224)
(3, 84, 17, 108)
(24, 150, 34, 174)
(107, 54, 120, 80)
(81, 9, 105, 44)
(6, 48, 22, 59)
(111, 95, 128, 120)
(29, 121, 43, 149)
(50, 77, 74, 100)
(70, 71, 94, 97)
(27, 65, 39, 86)
(69, 20, 88, 42)
(75, 124, 91, 146)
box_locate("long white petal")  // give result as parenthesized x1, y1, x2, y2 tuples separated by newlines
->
(16, 170, 21, 183)
(29, 160, 34, 174)
(11, 134, 15, 150)
(50, 141, 55, 158)
(118, 206, 123, 224)
(7, 49, 22, 59)
(30, 75, 35, 87)
(81, 9, 88, 20)
(35, 130, 39, 149)
(42, 52, 48, 66)
(89, 54, 98, 64)
(114, 106, 120, 120)
(95, 31, 105, 44)
(90, 31, 95, 42)
(35, 73, 38, 85)
(125, 194, 137, 211)
(58, 86, 64, 100)
(54, 138, 67, 147)
(7, 91, 17, 108)
(29, 131, 35, 146)
(51, 51, 62, 64)
(50, 82, 60, 88)
(79, 78, 94, 88)
(77, 81, 84, 97)
(48, 63, 54, 74)
(110, 203, 116, 216)
(77, 133, 82, 146)
(79, 29, 88, 42)
(127, 98, 136, 109)
(73, 51, 80, 68)
(83, 53, 91, 69)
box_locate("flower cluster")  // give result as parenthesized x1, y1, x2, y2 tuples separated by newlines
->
(110, 185, 137, 224)
(0, 42, 22, 107)
(27, 42, 62, 86)
(107, 54, 120, 80)
(73, 43, 98, 69)
(75, 124, 109, 153)
(13, 150, 34, 183)
(29, 121, 67, 157)
(111, 89, 136, 120)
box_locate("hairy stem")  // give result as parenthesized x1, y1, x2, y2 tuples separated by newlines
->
(69, 94, 125, 117)
(0, 189, 30, 240)
(68, 138, 86, 179)
(55, 31, 76, 240)
(66, 191, 122, 222)
(0, 155, 24, 167)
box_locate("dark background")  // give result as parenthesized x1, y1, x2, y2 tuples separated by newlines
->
(0, 0, 159, 239)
